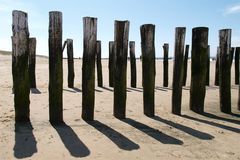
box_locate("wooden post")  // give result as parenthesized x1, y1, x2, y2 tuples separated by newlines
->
(82, 17, 97, 121)
(206, 45, 210, 86)
(172, 27, 186, 115)
(163, 43, 169, 87)
(182, 45, 189, 86)
(96, 40, 103, 87)
(141, 24, 155, 117)
(49, 11, 63, 123)
(190, 27, 209, 113)
(12, 10, 30, 122)
(129, 41, 137, 88)
(235, 47, 240, 84)
(230, 47, 235, 69)
(108, 41, 115, 87)
(29, 38, 37, 88)
(113, 20, 129, 119)
(219, 29, 232, 113)
(66, 39, 75, 88)
(214, 47, 220, 86)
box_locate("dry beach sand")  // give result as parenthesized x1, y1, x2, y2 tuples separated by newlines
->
(0, 52, 240, 160)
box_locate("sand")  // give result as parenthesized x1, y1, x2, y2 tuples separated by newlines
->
(0, 53, 239, 160)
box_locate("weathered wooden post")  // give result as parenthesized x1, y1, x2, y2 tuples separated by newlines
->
(141, 24, 155, 117)
(12, 10, 30, 122)
(66, 39, 75, 88)
(49, 11, 63, 123)
(29, 37, 37, 88)
(113, 20, 129, 119)
(172, 27, 186, 115)
(190, 27, 209, 113)
(82, 17, 97, 121)
(235, 47, 240, 84)
(96, 40, 103, 87)
(214, 47, 220, 86)
(206, 45, 210, 86)
(230, 47, 235, 69)
(129, 41, 137, 88)
(163, 43, 169, 87)
(219, 29, 232, 113)
(182, 45, 189, 86)
(108, 41, 115, 87)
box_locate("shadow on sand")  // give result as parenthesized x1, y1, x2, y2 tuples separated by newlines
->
(14, 122, 37, 159)
(120, 118, 183, 145)
(51, 122, 90, 158)
(151, 116, 214, 140)
(86, 120, 139, 151)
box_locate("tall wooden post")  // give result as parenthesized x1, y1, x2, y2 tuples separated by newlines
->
(182, 45, 189, 86)
(163, 43, 169, 87)
(141, 24, 155, 117)
(29, 38, 37, 88)
(190, 27, 209, 113)
(96, 40, 103, 87)
(129, 41, 137, 88)
(12, 10, 30, 122)
(172, 27, 186, 115)
(66, 39, 75, 88)
(230, 47, 235, 69)
(49, 11, 63, 123)
(206, 45, 210, 86)
(108, 41, 115, 87)
(214, 47, 220, 86)
(82, 17, 97, 121)
(113, 20, 129, 119)
(235, 47, 240, 84)
(219, 29, 232, 113)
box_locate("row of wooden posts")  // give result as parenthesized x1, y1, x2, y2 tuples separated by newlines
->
(12, 10, 240, 123)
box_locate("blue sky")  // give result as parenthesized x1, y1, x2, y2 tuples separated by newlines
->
(0, 0, 240, 58)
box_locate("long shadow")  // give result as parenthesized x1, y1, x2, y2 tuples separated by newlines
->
(95, 88, 103, 92)
(120, 118, 183, 145)
(151, 116, 214, 140)
(155, 87, 168, 92)
(182, 115, 240, 133)
(72, 87, 82, 92)
(155, 86, 172, 90)
(202, 112, 240, 125)
(63, 88, 77, 93)
(86, 120, 139, 151)
(127, 87, 143, 92)
(101, 86, 113, 92)
(14, 122, 37, 158)
(51, 122, 90, 158)
(30, 88, 41, 94)
(230, 113, 240, 118)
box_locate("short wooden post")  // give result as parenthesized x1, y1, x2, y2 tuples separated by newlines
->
(113, 20, 129, 119)
(219, 29, 232, 113)
(82, 17, 97, 121)
(214, 47, 220, 86)
(141, 24, 155, 117)
(12, 10, 30, 122)
(66, 39, 75, 88)
(48, 11, 63, 123)
(129, 41, 137, 88)
(206, 45, 210, 86)
(182, 45, 189, 86)
(29, 38, 37, 88)
(96, 40, 103, 87)
(190, 27, 209, 113)
(108, 41, 115, 87)
(172, 27, 186, 115)
(235, 47, 240, 84)
(163, 43, 169, 87)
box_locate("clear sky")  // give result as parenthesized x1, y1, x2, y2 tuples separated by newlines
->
(0, 0, 240, 58)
